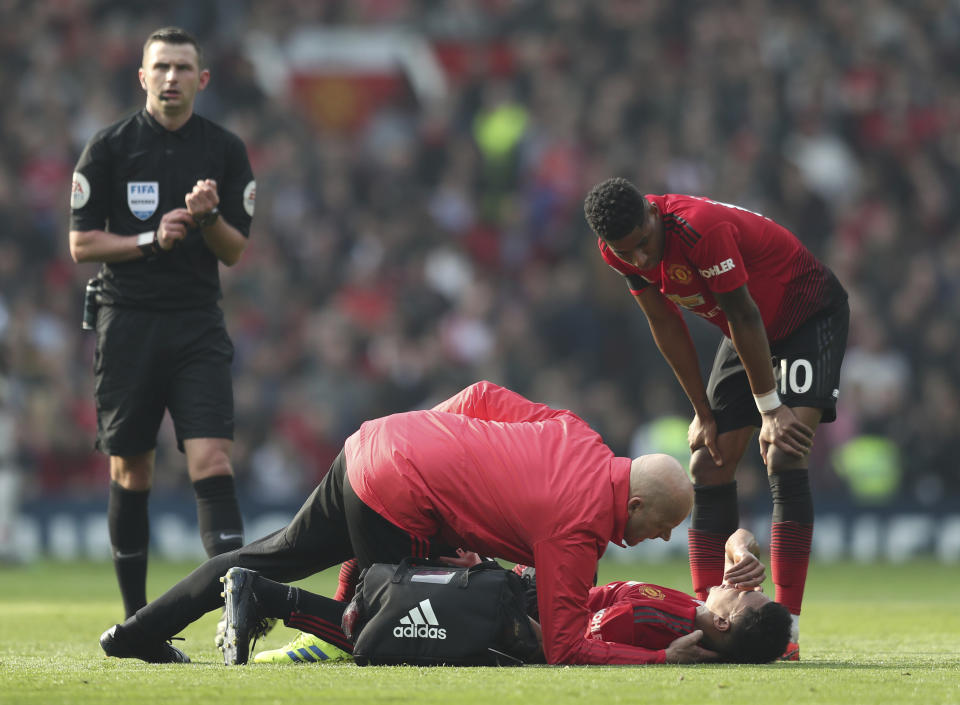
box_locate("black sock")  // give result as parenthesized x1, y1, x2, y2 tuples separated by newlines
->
(251, 573, 346, 627)
(193, 475, 244, 557)
(251, 574, 302, 619)
(108, 481, 150, 619)
(290, 588, 347, 627)
(691, 481, 740, 535)
(769, 469, 813, 524)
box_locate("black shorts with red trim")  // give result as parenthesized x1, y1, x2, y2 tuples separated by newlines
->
(706, 299, 849, 434)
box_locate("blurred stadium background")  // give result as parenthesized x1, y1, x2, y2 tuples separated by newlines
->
(0, 0, 958, 565)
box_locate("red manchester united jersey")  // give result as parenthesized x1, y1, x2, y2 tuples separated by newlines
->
(584, 581, 699, 650)
(598, 194, 846, 341)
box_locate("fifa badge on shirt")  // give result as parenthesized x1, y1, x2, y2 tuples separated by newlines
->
(127, 182, 159, 220)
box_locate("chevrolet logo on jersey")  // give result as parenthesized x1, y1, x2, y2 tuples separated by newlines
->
(127, 182, 158, 220)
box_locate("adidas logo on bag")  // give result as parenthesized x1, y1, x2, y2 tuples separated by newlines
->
(393, 599, 448, 639)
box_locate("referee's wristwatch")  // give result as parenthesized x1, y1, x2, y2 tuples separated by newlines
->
(136, 230, 160, 259)
(194, 207, 220, 229)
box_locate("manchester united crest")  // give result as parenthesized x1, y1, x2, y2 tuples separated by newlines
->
(667, 263, 692, 284)
(640, 585, 666, 600)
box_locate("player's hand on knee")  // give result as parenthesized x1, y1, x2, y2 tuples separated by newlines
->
(688, 412, 723, 466)
(759, 406, 813, 463)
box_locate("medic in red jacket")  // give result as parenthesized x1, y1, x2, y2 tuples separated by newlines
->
(345, 380, 693, 664)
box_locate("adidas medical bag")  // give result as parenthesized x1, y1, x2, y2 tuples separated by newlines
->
(342, 558, 541, 666)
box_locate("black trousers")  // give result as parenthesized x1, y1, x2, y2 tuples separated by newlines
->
(134, 450, 455, 640)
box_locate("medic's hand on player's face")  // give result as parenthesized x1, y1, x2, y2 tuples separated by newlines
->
(157, 208, 192, 250)
(688, 411, 723, 466)
(758, 405, 814, 465)
(665, 630, 720, 664)
(722, 550, 765, 591)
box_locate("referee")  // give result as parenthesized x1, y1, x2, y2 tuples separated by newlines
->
(68, 27, 254, 620)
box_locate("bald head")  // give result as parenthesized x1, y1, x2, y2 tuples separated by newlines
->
(623, 454, 693, 545)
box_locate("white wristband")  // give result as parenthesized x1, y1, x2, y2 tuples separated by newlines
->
(754, 390, 782, 414)
(136, 231, 156, 246)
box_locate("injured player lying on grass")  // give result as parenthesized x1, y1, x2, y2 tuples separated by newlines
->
(226, 529, 790, 666)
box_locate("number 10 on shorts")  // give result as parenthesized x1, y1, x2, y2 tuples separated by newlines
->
(779, 358, 813, 395)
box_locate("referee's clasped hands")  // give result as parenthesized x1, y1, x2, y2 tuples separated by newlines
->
(186, 178, 219, 219)
(155, 180, 220, 250)
(156, 209, 191, 250)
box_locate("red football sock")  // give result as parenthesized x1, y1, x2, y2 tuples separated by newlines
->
(688, 529, 726, 601)
(286, 611, 354, 652)
(770, 521, 813, 616)
(334, 559, 360, 602)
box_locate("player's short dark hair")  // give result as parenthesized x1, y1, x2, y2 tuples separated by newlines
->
(583, 177, 647, 242)
(723, 600, 792, 664)
(143, 26, 204, 67)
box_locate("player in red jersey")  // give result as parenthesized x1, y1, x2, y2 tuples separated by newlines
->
(584, 178, 849, 659)
(518, 529, 790, 664)
(581, 529, 790, 663)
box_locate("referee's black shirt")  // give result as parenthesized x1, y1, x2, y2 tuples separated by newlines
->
(70, 109, 255, 310)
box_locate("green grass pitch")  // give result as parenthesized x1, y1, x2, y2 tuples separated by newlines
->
(1, 558, 957, 705)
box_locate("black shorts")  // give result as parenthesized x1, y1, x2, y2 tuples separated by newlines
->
(93, 305, 234, 456)
(706, 299, 849, 434)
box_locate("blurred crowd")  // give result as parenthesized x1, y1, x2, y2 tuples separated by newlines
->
(1, 0, 957, 516)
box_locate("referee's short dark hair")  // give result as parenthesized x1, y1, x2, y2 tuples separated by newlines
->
(583, 177, 647, 242)
(143, 26, 204, 67)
